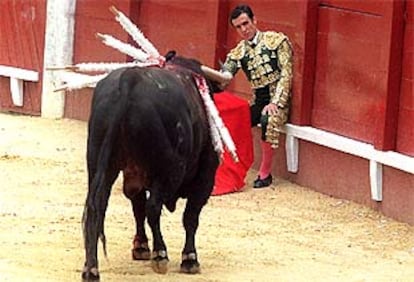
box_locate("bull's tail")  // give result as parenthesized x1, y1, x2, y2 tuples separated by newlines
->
(83, 69, 140, 257)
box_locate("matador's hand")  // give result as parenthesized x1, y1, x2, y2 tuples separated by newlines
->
(261, 103, 278, 116)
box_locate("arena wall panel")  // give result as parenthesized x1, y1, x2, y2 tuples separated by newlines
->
(311, 2, 392, 144)
(0, 0, 46, 115)
(72, 0, 131, 63)
(135, 1, 221, 67)
(396, 0, 414, 156)
(65, 0, 133, 120)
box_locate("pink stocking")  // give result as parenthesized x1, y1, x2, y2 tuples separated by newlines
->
(259, 140, 274, 179)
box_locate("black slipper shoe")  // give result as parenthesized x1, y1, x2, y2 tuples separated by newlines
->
(253, 174, 272, 188)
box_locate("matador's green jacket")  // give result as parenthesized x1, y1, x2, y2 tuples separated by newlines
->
(223, 31, 293, 148)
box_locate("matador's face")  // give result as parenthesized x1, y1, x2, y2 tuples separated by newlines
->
(231, 13, 258, 41)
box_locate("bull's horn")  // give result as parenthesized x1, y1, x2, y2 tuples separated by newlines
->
(201, 65, 232, 84)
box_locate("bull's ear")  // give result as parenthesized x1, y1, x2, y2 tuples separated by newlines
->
(165, 50, 176, 62)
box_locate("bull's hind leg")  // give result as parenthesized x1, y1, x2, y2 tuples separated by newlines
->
(130, 189, 151, 260)
(122, 163, 151, 261)
(146, 187, 169, 274)
(82, 166, 119, 281)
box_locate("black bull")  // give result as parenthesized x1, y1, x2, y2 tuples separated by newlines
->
(81, 55, 222, 280)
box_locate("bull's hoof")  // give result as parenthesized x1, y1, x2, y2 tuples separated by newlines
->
(180, 252, 200, 274)
(132, 241, 151, 260)
(82, 266, 100, 281)
(151, 250, 169, 274)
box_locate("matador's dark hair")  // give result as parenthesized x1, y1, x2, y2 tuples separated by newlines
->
(230, 4, 254, 23)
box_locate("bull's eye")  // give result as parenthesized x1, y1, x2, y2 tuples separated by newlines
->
(145, 190, 151, 199)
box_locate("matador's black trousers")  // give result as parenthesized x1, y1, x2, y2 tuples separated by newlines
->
(250, 86, 270, 141)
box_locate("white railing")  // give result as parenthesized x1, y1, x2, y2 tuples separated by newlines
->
(0, 65, 39, 106)
(284, 123, 414, 201)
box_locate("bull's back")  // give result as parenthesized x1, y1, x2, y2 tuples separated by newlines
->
(119, 67, 209, 183)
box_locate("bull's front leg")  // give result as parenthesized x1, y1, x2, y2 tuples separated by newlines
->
(146, 188, 169, 274)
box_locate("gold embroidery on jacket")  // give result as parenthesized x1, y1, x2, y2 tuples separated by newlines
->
(263, 31, 287, 50)
(227, 41, 245, 61)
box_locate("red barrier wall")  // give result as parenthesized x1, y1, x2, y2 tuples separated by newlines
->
(397, 0, 414, 156)
(62, 0, 413, 224)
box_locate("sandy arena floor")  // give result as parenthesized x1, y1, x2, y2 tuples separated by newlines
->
(0, 112, 413, 282)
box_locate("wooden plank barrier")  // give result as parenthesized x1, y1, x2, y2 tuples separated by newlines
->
(0, 65, 39, 107)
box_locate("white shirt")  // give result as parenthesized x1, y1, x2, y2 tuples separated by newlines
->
(248, 31, 260, 46)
